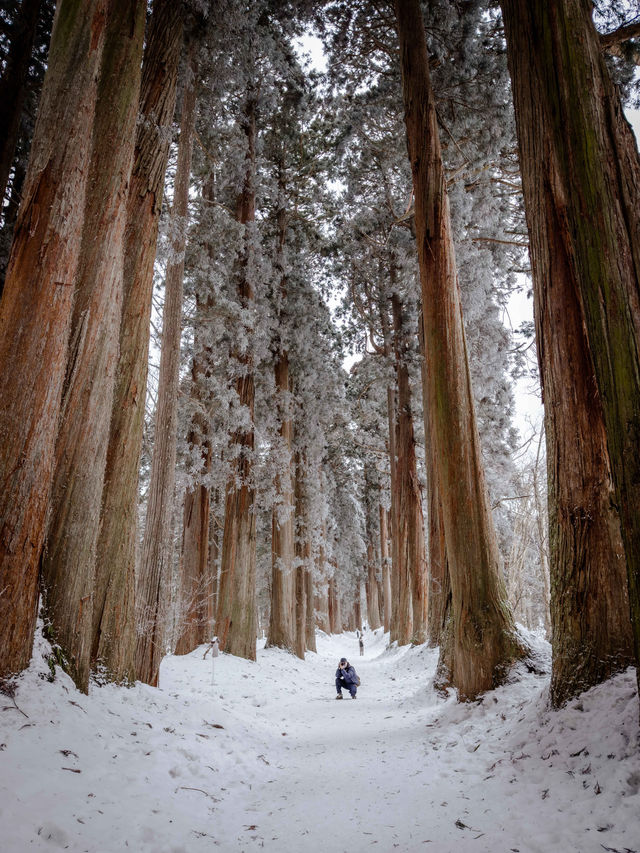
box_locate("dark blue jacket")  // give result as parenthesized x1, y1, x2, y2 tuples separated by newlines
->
(336, 663, 358, 685)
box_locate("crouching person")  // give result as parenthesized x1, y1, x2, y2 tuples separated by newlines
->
(335, 657, 359, 699)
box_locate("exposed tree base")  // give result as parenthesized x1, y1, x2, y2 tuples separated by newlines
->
(435, 613, 530, 701)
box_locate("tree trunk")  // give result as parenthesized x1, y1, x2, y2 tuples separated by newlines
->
(380, 505, 392, 633)
(0, 0, 107, 681)
(392, 290, 427, 645)
(40, 0, 145, 693)
(501, 0, 638, 704)
(314, 535, 330, 634)
(328, 573, 341, 634)
(0, 0, 42, 205)
(175, 179, 217, 657)
(174, 478, 211, 656)
(294, 452, 310, 659)
(422, 324, 450, 648)
(215, 91, 258, 662)
(394, 0, 525, 699)
(267, 351, 296, 652)
(381, 294, 400, 644)
(94, 0, 182, 682)
(136, 43, 198, 686)
(208, 492, 220, 638)
(295, 562, 306, 660)
(364, 470, 382, 631)
(305, 566, 316, 652)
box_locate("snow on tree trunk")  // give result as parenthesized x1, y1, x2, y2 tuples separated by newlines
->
(0, 0, 42, 205)
(0, 0, 107, 681)
(501, 0, 638, 705)
(94, 0, 182, 682)
(293, 453, 309, 660)
(136, 43, 198, 687)
(215, 91, 258, 662)
(394, 0, 525, 699)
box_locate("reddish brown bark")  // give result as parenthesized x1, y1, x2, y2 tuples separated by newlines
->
(94, 0, 183, 682)
(501, 0, 637, 704)
(174, 478, 211, 656)
(215, 91, 258, 661)
(41, 0, 145, 693)
(395, 0, 525, 698)
(380, 505, 392, 633)
(392, 290, 427, 645)
(267, 352, 296, 653)
(136, 43, 198, 686)
(304, 566, 317, 652)
(0, 0, 107, 680)
(328, 572, 341, 634)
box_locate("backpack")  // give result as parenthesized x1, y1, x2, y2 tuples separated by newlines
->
(355, 673, 361, 686)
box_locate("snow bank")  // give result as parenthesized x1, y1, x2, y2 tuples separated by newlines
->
(0, 625, 637, 852)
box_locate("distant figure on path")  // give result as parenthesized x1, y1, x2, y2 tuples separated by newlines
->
(359, 636, 364, 656)
(335, 657, 359, 699)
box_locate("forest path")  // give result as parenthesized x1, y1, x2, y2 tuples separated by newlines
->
(3, 626, 637, 852)
(211, 630, 443, 852)
(168, 629, 560, 853)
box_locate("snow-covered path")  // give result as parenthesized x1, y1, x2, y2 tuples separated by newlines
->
(1, 628, 639, 852)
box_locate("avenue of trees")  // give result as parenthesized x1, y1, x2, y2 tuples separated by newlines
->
(0, 0, 639, 712)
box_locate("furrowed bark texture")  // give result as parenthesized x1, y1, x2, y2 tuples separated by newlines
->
(364, 470, 382, 631)
(267, 352, 296, 653)
(94, 0, 182, 681)
(215, 92, 258, 662)
(0, 0, 107, 680)
(0, 0, 42, 204)
(314, 535, 330, 633)
(304, 566, 317, 652)
(41, 0, 145, 693)
(136, 45, 197, 686)
(394, 0, 524, 699)
(392, 291, 427, 645)
(421, 316, 450, 647)
(501, 0, 640, 704)
(380, 505, 392, 633)
(174, 478, 211, 656)
(328, 573, 341, 634)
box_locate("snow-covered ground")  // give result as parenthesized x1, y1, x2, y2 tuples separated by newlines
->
(1, 627, 638, 852)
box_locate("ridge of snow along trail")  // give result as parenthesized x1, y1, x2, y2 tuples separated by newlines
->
(1, 628, 638, 853)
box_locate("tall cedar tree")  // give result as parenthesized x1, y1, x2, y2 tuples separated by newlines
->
(94, 0, 183, 682)
(136, 42, 198, 686)
(0, 0, 108, 680)
(41, 0, 145, 693)
(500, 0, 640, 705)
(267, 170, 296, 654)
(215, 86, 259, 661)
(393, 0, 526, 699)
(174, 175, 216, 657)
